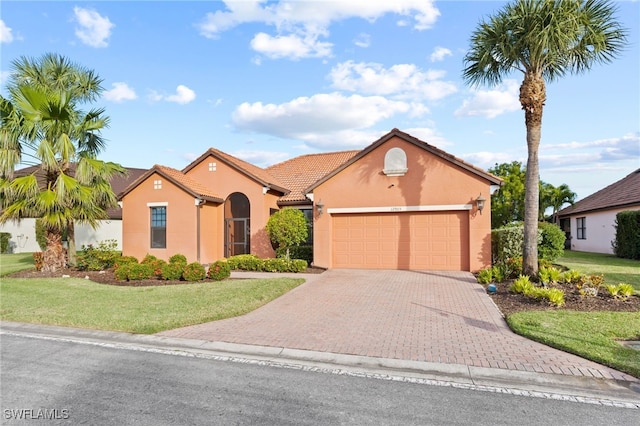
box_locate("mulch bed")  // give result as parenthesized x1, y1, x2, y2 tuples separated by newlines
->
(7, 268, 639, 316)
(7, 266, 326, 287)
(487, 280, 640, 316)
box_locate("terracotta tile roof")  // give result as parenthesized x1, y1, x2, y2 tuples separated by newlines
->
(267, 150, 359, 204)
(558, 168, 640, 216)
(154, 165, 224, 202)
(183, 148, 289, 194)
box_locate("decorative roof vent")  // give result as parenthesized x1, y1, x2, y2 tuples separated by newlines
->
(383, 148, 408, 176)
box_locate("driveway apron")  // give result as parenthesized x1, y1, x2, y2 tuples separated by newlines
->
(158, 269, 636, 382)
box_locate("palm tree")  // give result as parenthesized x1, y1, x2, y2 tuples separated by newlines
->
(0, 53, 125, 271)
(548, 183, 577, 224)
(463, 0, 627, 276)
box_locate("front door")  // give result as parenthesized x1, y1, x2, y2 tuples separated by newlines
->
(224, 192, 251, 258)
(225, 218, 250, 257)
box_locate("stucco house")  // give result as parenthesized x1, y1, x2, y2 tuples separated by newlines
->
(118, 129, 502, 271)
(557, 168, 640, 254)
(0, 165, 146, 253)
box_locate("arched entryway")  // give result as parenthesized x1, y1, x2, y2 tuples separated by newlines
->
(224, 192, 250, 257)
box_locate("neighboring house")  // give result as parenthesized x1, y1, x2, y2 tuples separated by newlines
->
(0, 165, 146, 253)
(119, 129, 501, 271)
(557, 168, 640, 254)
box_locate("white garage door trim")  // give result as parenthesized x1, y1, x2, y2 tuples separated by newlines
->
(327, 204, 472, 214)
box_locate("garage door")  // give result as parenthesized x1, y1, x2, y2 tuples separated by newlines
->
(331, 212, 469, 270)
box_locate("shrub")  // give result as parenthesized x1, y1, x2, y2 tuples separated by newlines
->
(114, 264, 131, 281)
(168, 254, 188, 266)
(538, 266, 562, 285)
(562, 269, 582, 284)
(127, 263, 154, 280)
(537, 222, 565, 262)
(491, 222, 565, 264)
(33, 252, 44, 271)
(266, 208, 308, 259)
(290, 259, 308, 273)
(612, 210, 640, 260)
(477, 268, 493, 284)
(227, 254, 263, 271)
(544, 288, 565, 307)
(208, 260, 231, 281)
(0, 232, 11, 254)
(276, 245, 313, 264)
(576, 275, 601, 297)
(509, 275, 534, 295)
(606, 283, 634, 301)
(183, 262, 206, 281)
(161, 262, 184, 280)
(491, 265, 506, 283)
(76, 240, 121, 271)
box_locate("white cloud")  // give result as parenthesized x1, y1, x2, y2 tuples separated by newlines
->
(73, 7, 114, 48)
(329, 61, 457, 101)
(541, 133, 640, 166)
(0, 20, 14, 43)
(232, 92, 411, 143)
(353, 33, 371, 48)
(149, 85, 196, 104)
(197, 0, 440, 59)
(429, 46, 452, 62)
(103, 82, 137, 103)
(454, 79, 521, 118)
(166, 85, 196, 104)
(250, 32, 332, 59)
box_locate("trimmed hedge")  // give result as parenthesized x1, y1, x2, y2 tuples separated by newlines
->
(227, 254, 307, 273)
(492, 222, 565, 264)
(208, 260, 231, 281)
(612, 210, 640, 260)
(276, 245, 313, 264)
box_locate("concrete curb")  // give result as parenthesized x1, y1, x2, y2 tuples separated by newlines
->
(2, 321, 638, 407)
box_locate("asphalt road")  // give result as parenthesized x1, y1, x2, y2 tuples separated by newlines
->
(1, 334, 637, 425)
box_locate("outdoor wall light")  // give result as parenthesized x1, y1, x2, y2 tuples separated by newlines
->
(316, 200, 324, 215)
(476, 193, 486, 214)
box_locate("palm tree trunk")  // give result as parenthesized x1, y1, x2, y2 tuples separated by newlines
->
(42, 228, 67, 272)
(520, 72, 546, 277)
(67, 221, 77, 267)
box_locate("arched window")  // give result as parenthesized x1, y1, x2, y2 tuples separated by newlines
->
(383, 148, 408, 176)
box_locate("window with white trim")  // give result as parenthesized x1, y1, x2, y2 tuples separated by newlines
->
(153, 179, 162, 190)
(576, 217, 586, 240)
(150, 206, 167, 248)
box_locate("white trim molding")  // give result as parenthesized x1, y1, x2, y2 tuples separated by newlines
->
(327, 204, 473, 214)
(146, 202, 168, 207)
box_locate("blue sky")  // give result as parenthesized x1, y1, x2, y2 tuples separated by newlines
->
(1, 0, 638, 201)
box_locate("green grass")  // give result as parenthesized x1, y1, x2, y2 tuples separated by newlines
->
(506, 249, 640, 379)
(0, 253, 35, 276)
(507, 311, 640, 378)
(556, 250, 640, 291)
(0, 276, 304, 334)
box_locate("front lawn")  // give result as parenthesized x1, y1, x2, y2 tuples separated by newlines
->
(0, 275, 303, 334)
(501, 250, 640, 379)
(556, 250, 640, 291)
(0, 253, 35, 276)
(507, 310, 640, 378)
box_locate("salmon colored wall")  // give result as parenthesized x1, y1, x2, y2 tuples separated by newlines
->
(186, 156, 280, 258)
(312, 136, 493, 271)
(122, 172, 209, 263)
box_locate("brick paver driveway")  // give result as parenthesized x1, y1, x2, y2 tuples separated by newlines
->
(159, 269, 636, 381)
